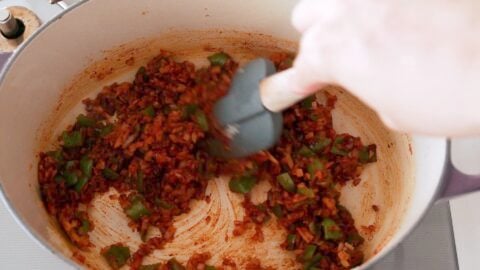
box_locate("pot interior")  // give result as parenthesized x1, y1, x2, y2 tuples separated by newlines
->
(0, 0, 420, 269)
(29, 31, 414, 269)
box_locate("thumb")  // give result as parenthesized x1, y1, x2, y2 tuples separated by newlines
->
(260, 68, 326, 112)
(261, 10, 362, 112)
(260, 23, 339, 112)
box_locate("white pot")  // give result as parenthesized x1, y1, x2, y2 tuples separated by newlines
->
(0, 0, 476, 269)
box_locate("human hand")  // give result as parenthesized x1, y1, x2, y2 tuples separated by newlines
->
(268, 0, 480, 136)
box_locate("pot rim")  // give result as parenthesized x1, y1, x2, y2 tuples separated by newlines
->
(0, 1, 88, 269)
(0, 0, 449, 269)
(359, 138, 448, 268)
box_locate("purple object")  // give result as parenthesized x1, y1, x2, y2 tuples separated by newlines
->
(440, 141, 480, 198)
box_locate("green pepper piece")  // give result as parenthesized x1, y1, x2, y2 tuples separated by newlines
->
(303, 244, 317, 261)
(358, 148, 369, 163)
(309, 114, 319, 121)
(54, 175, 65, 183)
(162, 105, 172, 115)
(303, 253, 323, 270)
(136, 171, 145, 193)
(77, 219, 91, 235)
(321, 218, 343, 240)
(182, 104, 198, 119)
(256, 203, 267, 212)
(74, 175, 89, 192)
(80, 155, 93, 177)
(168, 258, 186, 270)
(326, 179, 336, 191)
(292, 198, 315, 209)
(308, 222, 318, 235)
(62, 131, 84, 148)
(277, 173, 296, 193)
(229, 175, 256, 194)
(76, 114, 96, 127)
(155, 199, 174, 210)
(139, 264, 160, 270)
(286, 234, 296, 250)
(63, 171, 78, 186)
(272, 204, 284, 218)
(125, 198, 151, 221)
(103, 168, 119, 180)
(136, 66, 146, 75)
(46, 150, 63, 162)
(143, 105, 155, 117)
(297, 186, 315, 198)
(206, 139, 225, 157)
(140, 225, 149, 242)
(347, 233, 365, 246)
(99, 123, 114, 137)
(102, 244, 131, 269)
(331, 137, 348, 156)
(65, 160, 76, 171)
(359, 144, 377, 163)
(307, 159, 324, 178)
(208, 52, 230, 66)
(205, 266, 216, 270)
(301, 95, 315, 109)
(134, 124, 142, 135)
(136, 66, 149, 81)
(298, 145, 316, 157)
(194, 110, 209, 131)
(310, 137, 332, 153)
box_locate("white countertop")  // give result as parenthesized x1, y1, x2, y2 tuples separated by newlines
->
(0, 201, 73, 270)
(450, 193, 480, 270)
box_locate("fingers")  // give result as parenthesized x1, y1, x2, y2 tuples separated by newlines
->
(292, 25, 333, 93)
(290, 0, 406, 132)
(290, 0, 480, 136)
(291, 19, 356, 94)
(260, 22, 344, 110)
(260, 68, 327, 112)
(292, 0, 345, 33)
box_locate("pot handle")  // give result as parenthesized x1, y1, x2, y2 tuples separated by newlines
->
(439, 140, 480, 199)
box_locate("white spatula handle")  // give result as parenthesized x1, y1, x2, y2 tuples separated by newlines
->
(259, 68, 322, 112)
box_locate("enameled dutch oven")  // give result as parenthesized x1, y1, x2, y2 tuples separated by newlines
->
(0, 0, 479, 269)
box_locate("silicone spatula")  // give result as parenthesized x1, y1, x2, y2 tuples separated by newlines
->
(213, 58, 309, 158)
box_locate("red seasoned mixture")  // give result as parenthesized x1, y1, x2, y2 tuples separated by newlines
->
(38, 51, 376, 270)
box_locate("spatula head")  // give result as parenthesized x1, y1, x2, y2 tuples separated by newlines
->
(213, 58, 283, 158)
